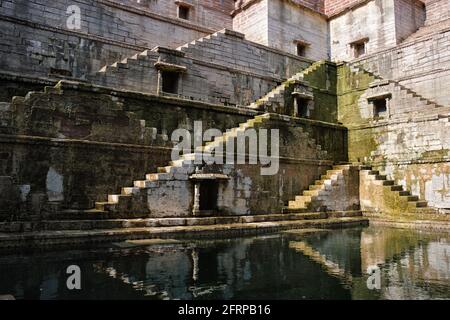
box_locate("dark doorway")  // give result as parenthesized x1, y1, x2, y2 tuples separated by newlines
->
(296, 97, 310, 118)
(199, 181, 219, 211)
(161, 71, 179, 94)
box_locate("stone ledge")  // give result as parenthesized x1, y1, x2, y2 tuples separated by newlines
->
(0, 217, 368, 250)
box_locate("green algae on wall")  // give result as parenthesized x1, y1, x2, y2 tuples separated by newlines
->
(303, 62, 338, 124)
(336, 64, 379, 162)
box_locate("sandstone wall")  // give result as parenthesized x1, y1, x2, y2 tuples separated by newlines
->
(0, 81, 257, 218)
(0, 80, 348, 219)
(93, 30, 312, 107)
(423, 0, 450, 25)
(330, 0, 398, 61)
(350, 28, 450, 107)
(233, 0, 269, 46)
(233, 0, 328, 60)
(0, 0, 222, 80)
(329, 0, 425, 62)
(118, 0, 234, 30)
(267, 0, 329, 60)
(338, 65, 450, 209)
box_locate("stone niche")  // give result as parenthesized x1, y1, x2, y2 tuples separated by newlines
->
(291, 81, 315, 118)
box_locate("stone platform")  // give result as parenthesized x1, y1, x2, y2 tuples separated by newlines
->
(0, 211, 368, 250)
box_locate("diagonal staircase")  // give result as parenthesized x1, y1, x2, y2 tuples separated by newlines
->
(360, 165, 438, 214)
(283, 164, 356, 214)
(64, 112, 328, 219)
(97, 49, 159, 75)
(248, 60, 326, 110)
(348, 64, 447, 111)
(91, 114, 274, 217)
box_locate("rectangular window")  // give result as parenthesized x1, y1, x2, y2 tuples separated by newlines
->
(161, 71, 179, 94)
(373, 98, 387, 117)
(351, 39, 368, 58)
(297, 44, 307, 57)
(178, 5, 190, 20)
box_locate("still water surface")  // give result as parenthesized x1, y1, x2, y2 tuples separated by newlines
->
(0, 226, 449, 300)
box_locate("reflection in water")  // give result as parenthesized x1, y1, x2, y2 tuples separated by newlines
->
(0, 226, 449, 300)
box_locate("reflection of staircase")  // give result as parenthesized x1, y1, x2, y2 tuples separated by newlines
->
(284, 164, 355, 213)
(249, 61, 325, 110)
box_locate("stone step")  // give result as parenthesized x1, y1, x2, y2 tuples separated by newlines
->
(309, 185, 324, 191)
(295, 195, 313, 201)
(374, 180, 395, 186)
(304, 189, 322, 196)
(31, 212, 353, 231)
(410, 201, 428, 208)
(401, 195, 419, 202)
(0, 217, 369, 248)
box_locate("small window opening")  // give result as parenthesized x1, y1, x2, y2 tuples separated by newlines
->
(297, 44, 307, 57)
(178, 5, 190, 20)
(373, 98, 387, 117)
(161, 71, 179, 94)
(199, 181, 218, 211)
(351, 39, 368, 58)
(296, 97, 310, 118)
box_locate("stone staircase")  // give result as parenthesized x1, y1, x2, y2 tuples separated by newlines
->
(97, 48, 160, 75)
(348, 64, 447, 111)
(248, 60, 325, 110)
(284, 164, 357, 214)
(54, 112, 328, 220)
(401, 17, 450, 44)
(360, 165, 439, 214)
(176, 30, 226, 56)
(90, 114, 275, 217)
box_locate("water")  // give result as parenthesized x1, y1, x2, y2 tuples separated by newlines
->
(0, 226, 449, 300)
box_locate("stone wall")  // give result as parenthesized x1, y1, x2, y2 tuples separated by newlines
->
(329, 0, 424, 62)
(0, 0, 222, 80)
(338, 64, 450, 209)
(395, 0, 426, 43)
(350, 27, 450, 107)
(267, 0, 329, 60)
(118, 0, 234, 30)
(233, 0, 328, 60)
(423, 0, 450, 25)
(190, 115, 344, 216)
(233, 0, 269, 46)
(0, 79, 348, 220)
(0, 80, 260, 219)
(92, 30, 312, 107)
